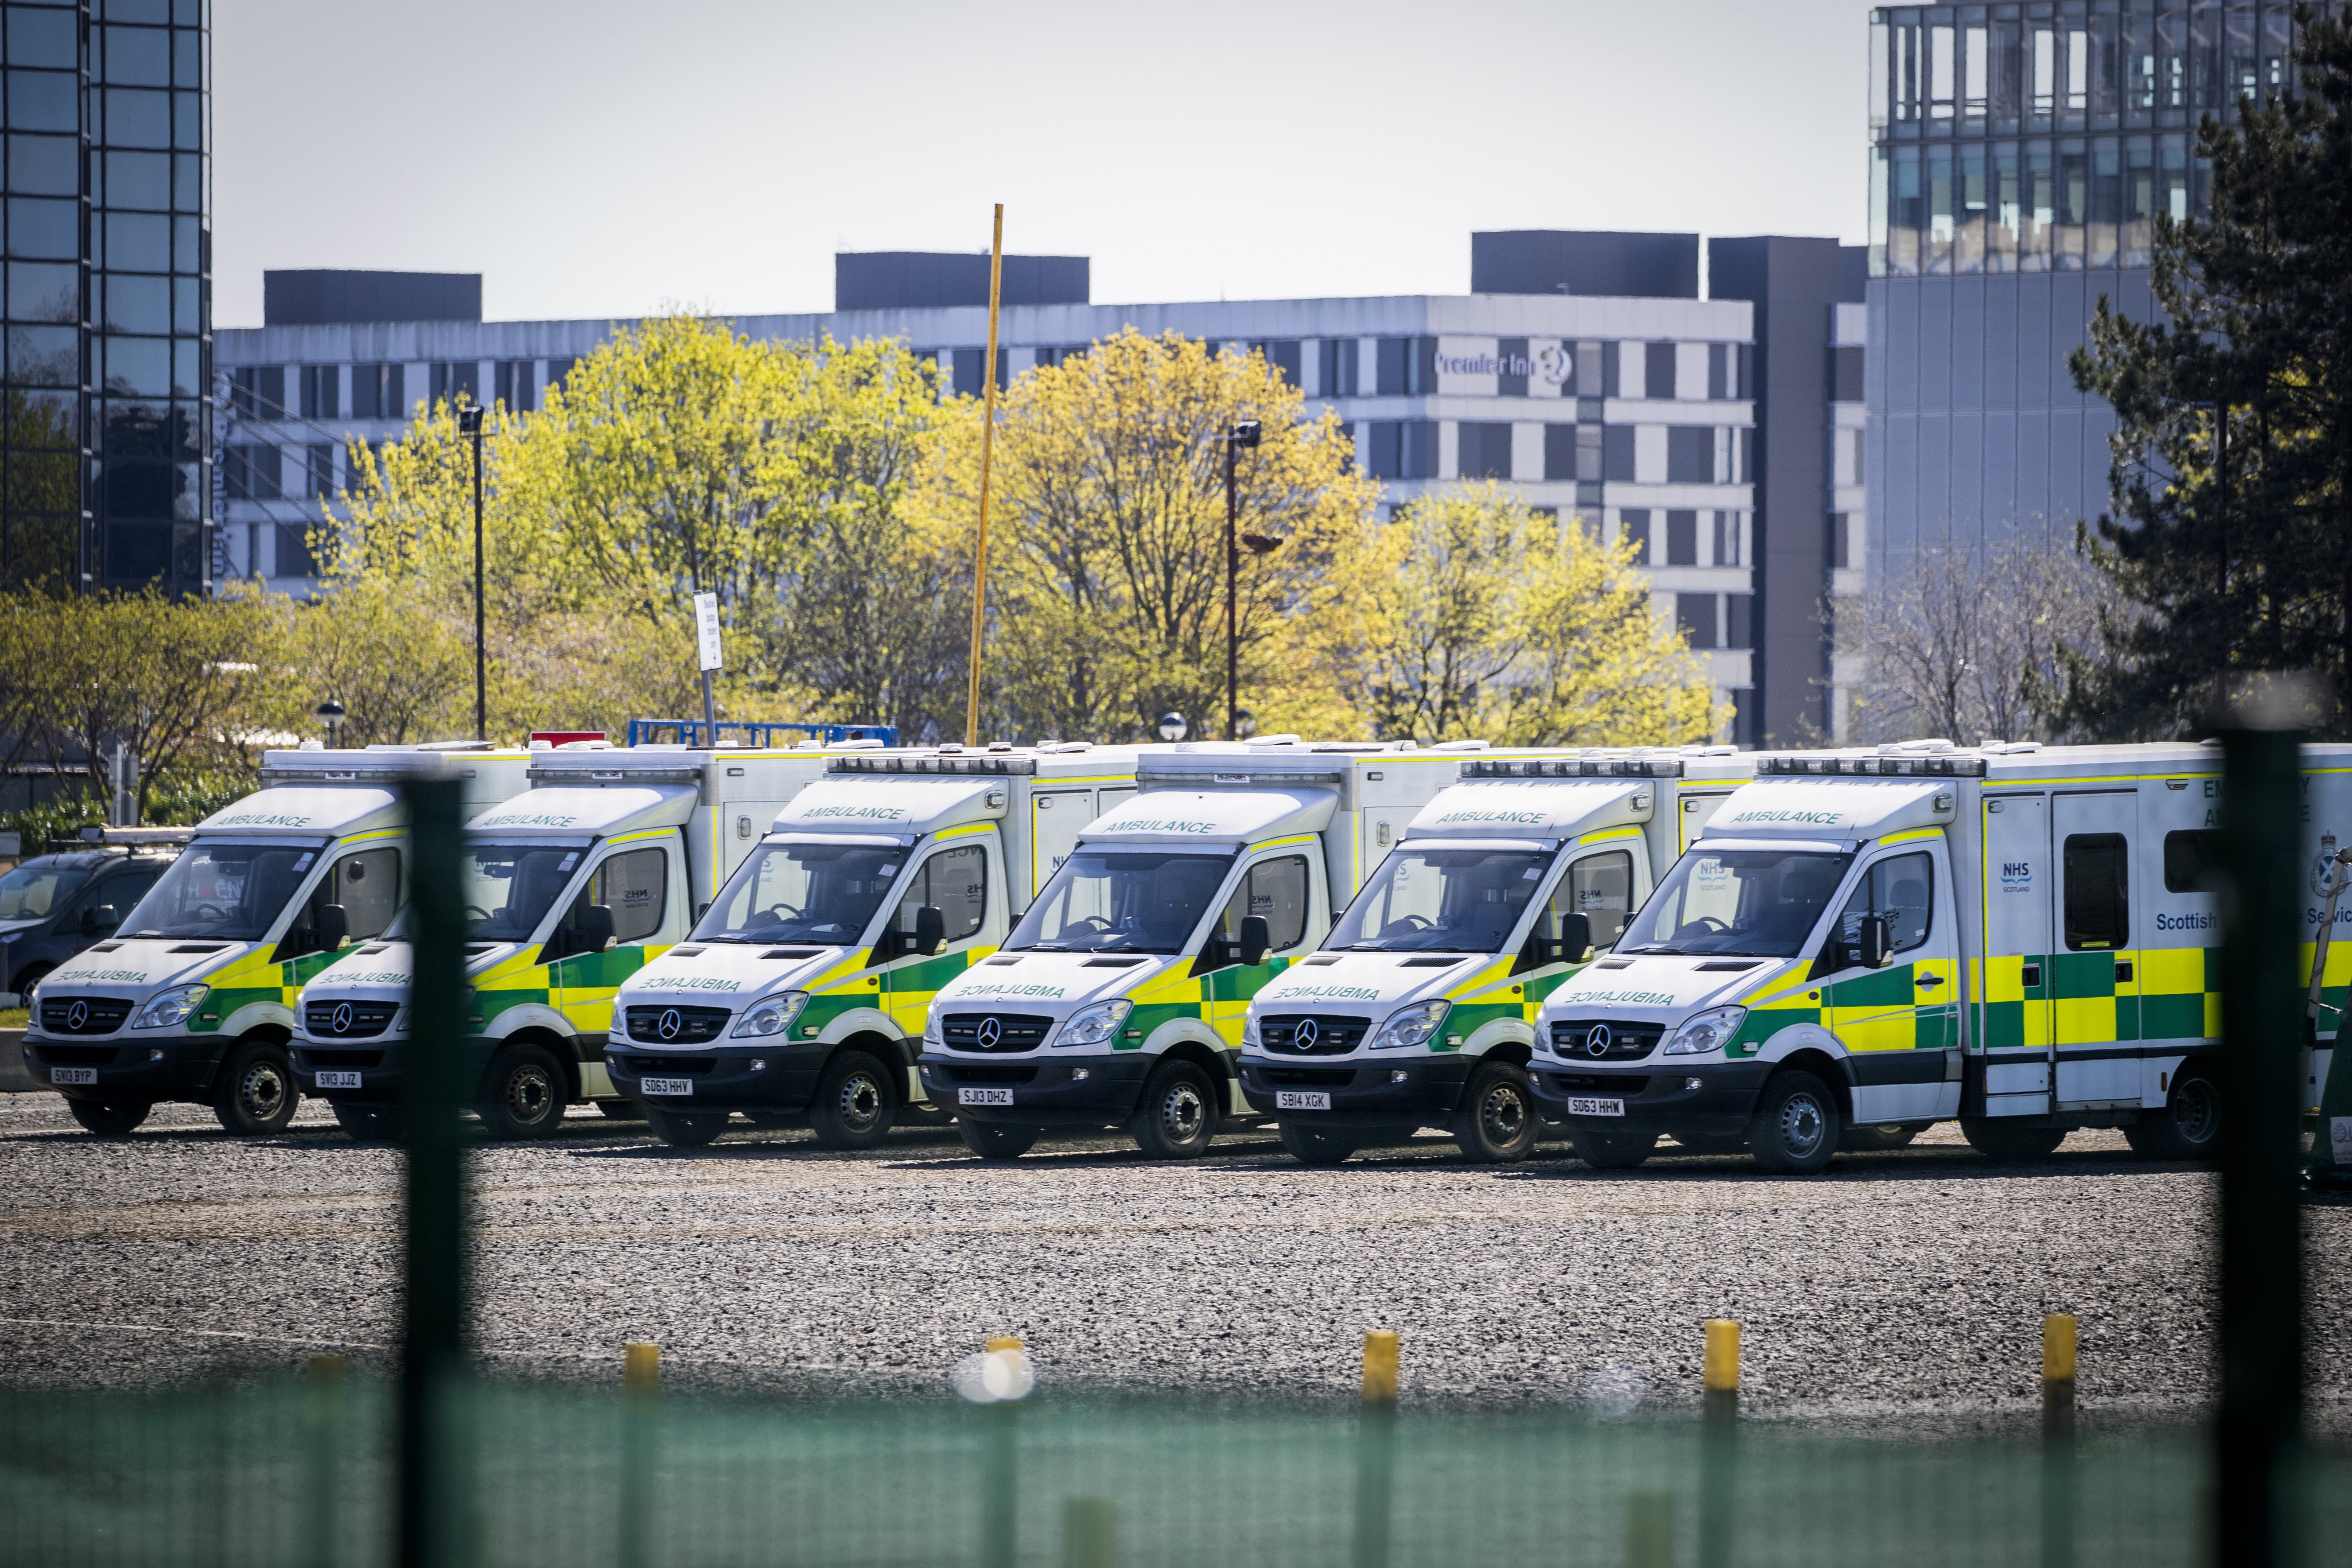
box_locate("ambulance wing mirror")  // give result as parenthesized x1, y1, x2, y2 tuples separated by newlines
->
(912, 904, 946, 957)
(1238, 914, 1272, 968)
(1858, 911, 1896, 969)
(571, 904, 617, 956)
(315, 903, 349, 953)
(1558, 912, 1595, 964)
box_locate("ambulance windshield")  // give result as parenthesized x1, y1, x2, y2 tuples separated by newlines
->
(693, 839, 906, 944)
(461, 844, 583, 943)
(120, 840, 324, 941)
(1617, 848, 1854, 958)
(1008, 850, 1233, 954)
(1326, 847, 1554, 953)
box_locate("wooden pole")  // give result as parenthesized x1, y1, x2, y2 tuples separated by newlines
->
(963, 205, 1006, 749)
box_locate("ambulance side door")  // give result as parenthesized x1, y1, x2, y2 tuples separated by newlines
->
(2051, 791, 2141, 1108)
(1200, 851, 1318, 1046)
(549, 840, 674, 1042)
(876, 839, 995, 1039)
(1029, 791, 1092, 899)
(1979, 793, 2054, 1115)
(1822, 839, 1959, 1124)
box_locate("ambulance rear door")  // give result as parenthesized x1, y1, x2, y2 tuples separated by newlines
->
(1980, 792, 2054, 1117)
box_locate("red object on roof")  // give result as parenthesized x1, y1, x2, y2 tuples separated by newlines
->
(530, 731, 607, 747)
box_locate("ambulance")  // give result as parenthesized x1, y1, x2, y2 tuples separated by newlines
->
(916, 739, 1512, 1160)
(21, 744, 531, 1136)
(603, 743, 1144, 1147)
(1236, 747, 1755, 1164)
(1529, 740, 2352, 1172)
(292, 742, 851, 1140)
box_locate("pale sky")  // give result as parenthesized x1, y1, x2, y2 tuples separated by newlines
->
(213, 0, 1883, 328)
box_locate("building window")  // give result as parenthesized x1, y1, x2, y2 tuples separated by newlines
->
(1602, 426, 1637, 483)
(222, 444, 278, 501)
(1714, 511, 1743, 568)
(276, 522, 318, 579)
(1250, 340, 1301, 386)
(1617, 510, 1651, 565)
(1375, 336, 1437, 397)
(1577, 424, 1604, 482)
(546, 358, 578, 397)
(1664, 510, 1699, 567)
(1644, 342, 1677, 401)
(496, 360, 534, 412)
(350, 363, 403, 420)
(1676, 593, 1718, 650)
(1726, 594, 1754, 650)
(1365, 421, 1437, 481)
(302, 444, 332, 499)
(1577, 341, 1607, 398)
(230, 366, 283, 420)
(430, 361, 478, 410)
(1458, 422, 1512, 480)
(1543, 424, 1577, 482)
(1830, 346, 1865, 403)
(1833, 429, 1866, 488)
(1665, 427, 1715, 484)
(297, 365, 334, 420)
(1318, 338, 1358, 398)
(951, 347, 1007, 396)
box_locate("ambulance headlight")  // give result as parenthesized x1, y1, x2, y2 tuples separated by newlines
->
(923, 1009, 943, 1048)
(1054, 999, 1132, 1049)
(732, 991, 809, 1039)
(1368, 1000, 1450, 1051)
(1240, 1012, 1261, 1050)
(132, 984, 208, 1030)
(1663, 1005, 1746, 1056)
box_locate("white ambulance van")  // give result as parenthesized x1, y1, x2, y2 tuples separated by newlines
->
(603, 743, 1145, 1147)
(292, 742, 851, 1140)
(1530, 740, 2352, 1171)
(916, 739, 1519, 1160)
(22, 744, 531, 1136)
(1237, 747, 1754, 1164)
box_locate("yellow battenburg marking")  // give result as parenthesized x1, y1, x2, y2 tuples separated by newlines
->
(1124, 960, 1207, 1007)
(1576, 826, 1646, 845)
(1444, 957, 1520, 1004)
(1879, 827, 1945, 846)
(2139, 946, 2205, 996)
(1985, 953, 2029, 1004)
(2053, 996, 2115, 1044)
(1248, 834, 1321, 853)
(934, 821, 995, 840)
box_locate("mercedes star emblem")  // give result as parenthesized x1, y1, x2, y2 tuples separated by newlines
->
(332, 1002, 354, 1035)
(1294, 1018, 1320, 1051)
(1585, 1023, 1612, 1059)
(976, 1017, 1003, 1049)
(65, 999, 87, 1031)
(657, 1008, 683, 1041)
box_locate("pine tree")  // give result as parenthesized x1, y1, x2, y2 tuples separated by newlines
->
(2062, 5, 2352, 737)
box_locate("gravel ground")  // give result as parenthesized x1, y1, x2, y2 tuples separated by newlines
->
(2, 1091, 2347, 1433)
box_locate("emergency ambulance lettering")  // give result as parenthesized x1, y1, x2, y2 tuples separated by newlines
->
(1571, 988, 1679, 1006)
(1432, 809, 1548, 826)
(1116, 818, 1216, 835)
(800, 805, 910, 821)
(1267, 984, 1381, 1001)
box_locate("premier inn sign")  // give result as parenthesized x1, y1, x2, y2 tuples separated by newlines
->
(1435, 343, 1572, 385)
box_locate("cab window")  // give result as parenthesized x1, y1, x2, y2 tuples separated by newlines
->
(1831, 851, 1934, 959)
(282, 845, 402, 958)
(1551, 849, 1634, 951)
(0, 861, 87, 919)
(566, 847, 667, 945)
(2062, 833, 2128, 950)
(894, 844, 986, 942)
(1212, 855, 1310, 954)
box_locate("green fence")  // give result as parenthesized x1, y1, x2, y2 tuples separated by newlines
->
(5, 1376, 2351, 1568)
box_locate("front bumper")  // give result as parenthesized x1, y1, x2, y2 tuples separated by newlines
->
(22, 1032, 223, 1104)
(292, 1035, 420, 1104)
(606, 1040, 836, 1113)
(1237, 1053, 1473, 1130)
(917, 1051, 1155, 1127)
(1528, 1058, 1772, 1136)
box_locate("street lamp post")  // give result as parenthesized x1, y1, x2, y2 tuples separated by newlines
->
(1223, 421, 1263, 741)
(316, 699, 346, 750)
(458, 405, 486, 742)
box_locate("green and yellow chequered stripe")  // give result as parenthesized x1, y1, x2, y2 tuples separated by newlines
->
(1968, 947, 2220, 1047)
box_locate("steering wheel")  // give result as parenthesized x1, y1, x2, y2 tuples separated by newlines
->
(1379, 914, 1434, 938)
(758, 903, 804, 924)
(1676, 917, 1730, 938)
(193, 903, 232, 923)
(1066, 916, 1115, 937)
(463, 904, 494, 924)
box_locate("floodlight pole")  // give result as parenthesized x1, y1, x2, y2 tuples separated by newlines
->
(459, 405, 486, 742)
(1224, 420, 1260, 742)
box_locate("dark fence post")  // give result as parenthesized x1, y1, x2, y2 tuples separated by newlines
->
(400, 776, 469, 1568)
(2215, 716, 2305, 1568)
(303, 1354, 344, 1568)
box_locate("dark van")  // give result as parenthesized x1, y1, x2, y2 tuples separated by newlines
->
(0, 834, 186, 1006)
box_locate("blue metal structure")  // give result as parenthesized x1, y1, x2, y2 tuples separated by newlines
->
(624, 720, 898, 749)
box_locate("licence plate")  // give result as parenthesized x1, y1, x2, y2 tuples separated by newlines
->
(1567, 1096, 1624, 1117)
(1275, 1090, 1332, 1111)
(315, 1071, 362, 1090)
(50, 1066, 96, 1086)
(959, 1087, 1013, 1107)
(640, 1077, 694, 1097)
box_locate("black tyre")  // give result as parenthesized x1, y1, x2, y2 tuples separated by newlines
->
(1278, 1121, 1359, 1166)
(1453, 1058, 1538, 1163)
(213, 1039, 298, 1136)
(66, 1099, 150, 1137)
(1130, 1058, 1218, 1159)
(593, 1099, 643, 1121)
(332, 1103, 398, 1140)
(957, 1119, 1038, 1159)
(643, 1106, 729, 1147)
(1960, 1117, 2067, 1162)
(1747, 1070, 1841, 1174)
(898, 1102, 954, 1128)
(1840, 1122, 1921, 1153)
(1575, 1128, 1657, 1169)
(809, 1051, 897, 1150)
(2123, 1071, 2220, 1162)
(480, 1043, 567, 1140)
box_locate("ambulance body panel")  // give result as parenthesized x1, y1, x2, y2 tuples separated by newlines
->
(602, 746, 1146, 1140)
(1529, 741, 2352, 1168)
(23, 746, 530, 1131)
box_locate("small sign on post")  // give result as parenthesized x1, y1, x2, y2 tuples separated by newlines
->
(692, 591, 722, 740)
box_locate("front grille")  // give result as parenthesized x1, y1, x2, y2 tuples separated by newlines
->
(304, 1049, 384, 1069)
(940, 1012, 1054, 1053)
(622, 1005, 733, 1044)
(1259, 1014, 1371, 1056)
(1550, 1019, 1663, 1061)
(1261, 1066, 1354, 1086)
(1547, 1073, 1649, 1095)
(35, 1044, 117, 1066)
(38, 997, 133, 1035)
(938, 1064, 1039, 1084)
(304, 1001, 398, 1039)
(611, 1054, 720, 1076)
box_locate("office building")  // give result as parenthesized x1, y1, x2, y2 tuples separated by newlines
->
(0, 0, 211, 595)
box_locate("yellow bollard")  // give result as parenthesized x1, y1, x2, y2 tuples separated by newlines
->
(2042, 1314, 2076, 1437)
(1626, 1490, 1675, 1568)
(1702, 1319, 1740, 1424)
(1361, 1330, 1400, 1404)
(2041, 1314, 2079, 1568)
(619, 1342, 660, 1568)
(1062, 1496, 1116, 1568)
(624, 1340, 661, 1396)
(987, 1335, 1024, 1353)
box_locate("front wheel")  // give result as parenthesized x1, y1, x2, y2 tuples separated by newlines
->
(332, 1103, 399, 1141)
(644, 1106, 729, 1147)
(1575, 1128, 1656, 1169)
(956, 1120, 1039, 1160)
(480, 1043, 568, 1140)
(1278, 1122, 1359, 1166)
(1747, 1071, 1841, 1174)
(2122, 1072, 2220, 1162)
(1130, 1059, 1218, 1159)
(213, 1039, 298, 1136)
(1453, 1059, 1538, 1163)
(1962, 1117, 2067, 1163)
(67, 1099, 150, 1137)
(809, 1051, 897, 1150)
(1840, 1122, 1920, 1153)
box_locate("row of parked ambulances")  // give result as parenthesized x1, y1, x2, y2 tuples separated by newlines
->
(19, 735, 2351, 1172)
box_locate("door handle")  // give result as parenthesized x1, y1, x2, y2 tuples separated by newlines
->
(1915, 975, 1944, 988)
(2021, 964, 2041, 988)
(2115, 961, 2133, 983)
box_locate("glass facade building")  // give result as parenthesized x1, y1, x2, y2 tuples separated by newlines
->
(0, 0, 210, 594)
